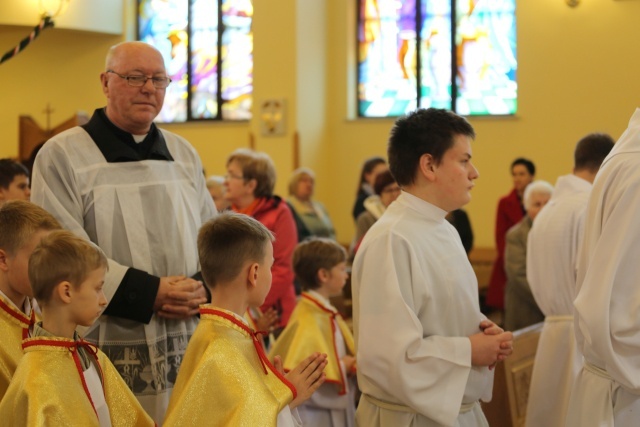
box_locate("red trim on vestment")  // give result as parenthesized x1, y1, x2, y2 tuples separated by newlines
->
(301, 293, 348, 395)
(200, 307, 298, 400)
(23, 338, 104, 420)
(0, 296, 33, 340)
(0, 295, 30, 325)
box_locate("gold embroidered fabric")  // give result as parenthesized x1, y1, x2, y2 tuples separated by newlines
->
(164, 305, 295, 426)
(0, 336, 154, 426)
(269, 292, 356, 394)
(0, 293, 31, 400)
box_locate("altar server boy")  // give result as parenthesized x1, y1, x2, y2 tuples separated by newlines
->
(0, 200, 60, 399)
(352, 108, 514, 426)
(164, 212, 327, 426)
(270, 238, 357, 427)
(0, 230, 155, 426)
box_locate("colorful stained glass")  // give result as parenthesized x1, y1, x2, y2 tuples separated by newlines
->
(420, 0, 452, 110)
(191, 0, 219, 120)
(357, 0, 517, 118)
(357, 0, 418, 118)
(139, 0, 189, 123)
(220, 0, 253, 120)
(138, 0, 253, 122)
(455, 0, 517, 115)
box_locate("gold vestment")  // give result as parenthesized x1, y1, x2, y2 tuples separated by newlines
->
(0, 293, 32, 399)
(0, 336, 155, 426)
(163, 306, 296, 426)
(269, 292, 356, 395)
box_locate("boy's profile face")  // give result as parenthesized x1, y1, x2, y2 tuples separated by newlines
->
(254, 241, 274, 306)
(0, 175, 30, 204)
(431, 134, 479, 212)
(323, 261, 349, 298)
(69, 267, 107, 327)
(2, 229, 51, 299)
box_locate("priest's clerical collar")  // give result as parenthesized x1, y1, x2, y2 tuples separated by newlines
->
(81, 108, 174, 163)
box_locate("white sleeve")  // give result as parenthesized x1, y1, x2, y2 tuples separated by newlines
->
(353, 231, 472, 426)
(31, 138, 129, 302)
(276, 405, 302, 427)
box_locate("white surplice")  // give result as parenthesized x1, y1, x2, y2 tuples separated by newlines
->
(352, 192, 493, 427)
(31, 124, 216, 423)
(524, 174, 590, 427)
(567, 108, 640, 426)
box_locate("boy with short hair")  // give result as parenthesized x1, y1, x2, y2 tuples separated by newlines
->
(0, 158, 31, 205)
(352, 108, 513, 426)
(270, 238, 357, 427)
(164, 212, 328, 426)
(0, 230, 155, 426)
(0, 200, 60, 399)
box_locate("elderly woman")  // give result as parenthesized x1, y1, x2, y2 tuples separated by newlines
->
(224, 148, 298, 327)
(504, 180, 553, 331)
(286, 167, 336, 242)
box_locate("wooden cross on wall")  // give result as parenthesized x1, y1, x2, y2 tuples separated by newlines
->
(18, 104, 89, 163)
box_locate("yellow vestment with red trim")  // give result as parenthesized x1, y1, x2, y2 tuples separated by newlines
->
(0, 293, 33, 400)
(163, 305, 296, 426)
(269, 292, 356, 395)
(0, 336, 155, 426)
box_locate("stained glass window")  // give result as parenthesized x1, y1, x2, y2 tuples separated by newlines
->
(357, 0, 516, 118)
(138, 0, 253, 123)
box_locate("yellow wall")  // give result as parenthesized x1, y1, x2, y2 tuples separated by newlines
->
(2, 0, 640, 248)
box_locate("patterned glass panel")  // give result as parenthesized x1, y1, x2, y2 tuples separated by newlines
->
(358, 0, 418, 118)
(455, 0, 517, 115)
(191, 0, 219, 119)
(220, 0, 253, 120)
(358, 0, 517, 117)
(138, 0, 189, 123)
(419, 0, 452, 110)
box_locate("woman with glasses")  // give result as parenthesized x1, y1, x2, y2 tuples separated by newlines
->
(223, 149, 298, 329)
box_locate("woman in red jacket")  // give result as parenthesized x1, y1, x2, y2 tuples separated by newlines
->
(224, 149, 298, 327)
(485, 158, 535, 312)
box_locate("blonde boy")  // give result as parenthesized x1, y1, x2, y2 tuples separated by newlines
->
(0, 200, 60, 399)
(164, 212, 327, 426)
(270, 238, 357, 427)
(0, 230, 155, 426)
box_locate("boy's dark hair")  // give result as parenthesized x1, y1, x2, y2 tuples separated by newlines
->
(29, 230, 108, 305)
(574, 133, 615, 173)
(0, 159, 29, 189)
(0, 200, 61, 255)
(373, 170, 397, 195)
(198, 212, 274, 288)
(293, 238, 347, 291)
(511, 157, 536, 176)
(388, 108, 475, 186)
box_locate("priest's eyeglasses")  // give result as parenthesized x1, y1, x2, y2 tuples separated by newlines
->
(107, 70, 172, 89)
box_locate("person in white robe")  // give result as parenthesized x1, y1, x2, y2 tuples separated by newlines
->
(31, 41, 216, 423)
(566, 109, 640, 426)
(352, 108, 513, 427)
(524, 133, 614, 427)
